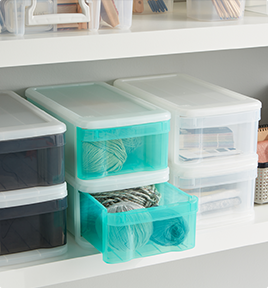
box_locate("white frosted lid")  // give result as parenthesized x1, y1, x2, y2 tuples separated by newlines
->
(170, 154, 258, 179)
(114, 74, 262, 117)
(0, 183, 67, 209)
(0, 91, 66, 141)
(66, 168, 169, 193)
(26, 82, 171, 129)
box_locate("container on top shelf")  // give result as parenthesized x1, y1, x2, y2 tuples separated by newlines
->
(245, 0, 268, 15)
(0, 182, 67, 266)
(114, 74, 261, 166)
(0, 91, 66, 192)
(0, 0, 95, 36)
(26, 82, 170, 185)
(169, 154, 258, 229)
(187, 0, 246, 21)
(66, 171, 198, 264)
(0, 0, 133, 35)
(133, 0, 173, 14)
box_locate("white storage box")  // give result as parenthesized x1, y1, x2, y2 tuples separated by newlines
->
(169, 154, 258, 229)
(114, 74, 261, 167)
(0, 0, 101, 35)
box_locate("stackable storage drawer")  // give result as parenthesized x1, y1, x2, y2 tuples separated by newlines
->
(0, 91, 66, 192)
(169, 155, 258, 229)
(26, 82, 170, 185)
(66, 171, 198, 264)
(0, 183, 68, 266)
(114, 74, 261, 166)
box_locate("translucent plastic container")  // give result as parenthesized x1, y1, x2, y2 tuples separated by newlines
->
(114, 74, 261, 167)
(245, 0, 268, 15)
(0, 183, 67, 266)
(26, 82, 170, 185)
(169, 154, 257, 229)
(187, 0, 246, 21)
(66, 172, 198, 264)
(133, 0, 173, 14)
(100, 0, 133, 29)
(0, 91, 66, 192)
(0, 0, 101, 35)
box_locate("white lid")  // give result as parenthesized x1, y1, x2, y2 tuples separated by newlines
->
(0, 91, 66, 141)
(0, 183, 67, 209)
(66, 168, 169, 193)
(114, 74, 262, 117)
(25, 82, 171, 129)
(169, 154, 258, 179)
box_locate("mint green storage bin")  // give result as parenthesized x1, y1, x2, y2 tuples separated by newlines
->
(26, 83, 171, 184)
(79, 182, 198, 264)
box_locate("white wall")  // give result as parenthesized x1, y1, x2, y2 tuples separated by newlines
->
(1, 47, 268, 122)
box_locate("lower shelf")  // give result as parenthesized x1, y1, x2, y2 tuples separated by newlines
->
(0, 204, 268, 288)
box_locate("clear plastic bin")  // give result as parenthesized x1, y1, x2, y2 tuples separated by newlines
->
(114, 74, 261, 167)
(0, 91, 66, 192)
(169, 154, 257, 229)
(100, 0, 133, 29)
(0, 183, 67, 266)
(187, 0, 246, 21)
(66, 172, 198, 264)
(245, 0, 268, 15)
(133, 0, 173, 14)
(26, 82, 170, 185)
(0, 0, 101, 35)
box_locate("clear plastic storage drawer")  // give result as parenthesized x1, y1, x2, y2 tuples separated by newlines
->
(114, 74, 261, 167)
(169, 155, 257, 229)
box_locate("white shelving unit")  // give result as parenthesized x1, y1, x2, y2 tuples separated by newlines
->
(0, 2, 268, 287)
(1, 3, 268, 68)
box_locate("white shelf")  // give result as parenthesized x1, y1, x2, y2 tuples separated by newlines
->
(1, 2, 268, 68)
(0, 204, 267, 288)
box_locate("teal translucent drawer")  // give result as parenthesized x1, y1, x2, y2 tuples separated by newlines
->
(78, 182, 198, 264)
(76, 121, 169, 180)
(26, 82, 171, 182)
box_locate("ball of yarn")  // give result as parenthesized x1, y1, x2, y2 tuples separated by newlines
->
(150, 216, 189, 247)
(92, 185, 161, 209)
(82, 139, 127, 174)
(104, 201, 153, 252)
(122, 137, 144, 154)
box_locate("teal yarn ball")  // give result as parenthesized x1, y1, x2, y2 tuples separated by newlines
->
(106, 201, 153, 252)
(150, 215, 189, 247)
(82, 139, 127, 174)
(122, 137, 143, 154)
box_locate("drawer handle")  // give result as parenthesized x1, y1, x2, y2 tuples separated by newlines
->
(26, 0, 91, 26)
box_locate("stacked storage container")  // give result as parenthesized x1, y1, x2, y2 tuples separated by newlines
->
(0, 0, 133, 36)
(114, 74, 262, 229)
(26, 82, 199, 263)
(0, 91, 67, 265)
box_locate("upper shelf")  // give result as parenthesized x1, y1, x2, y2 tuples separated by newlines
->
(1, 2, 268, 68)
(0, 204, 268, 288)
